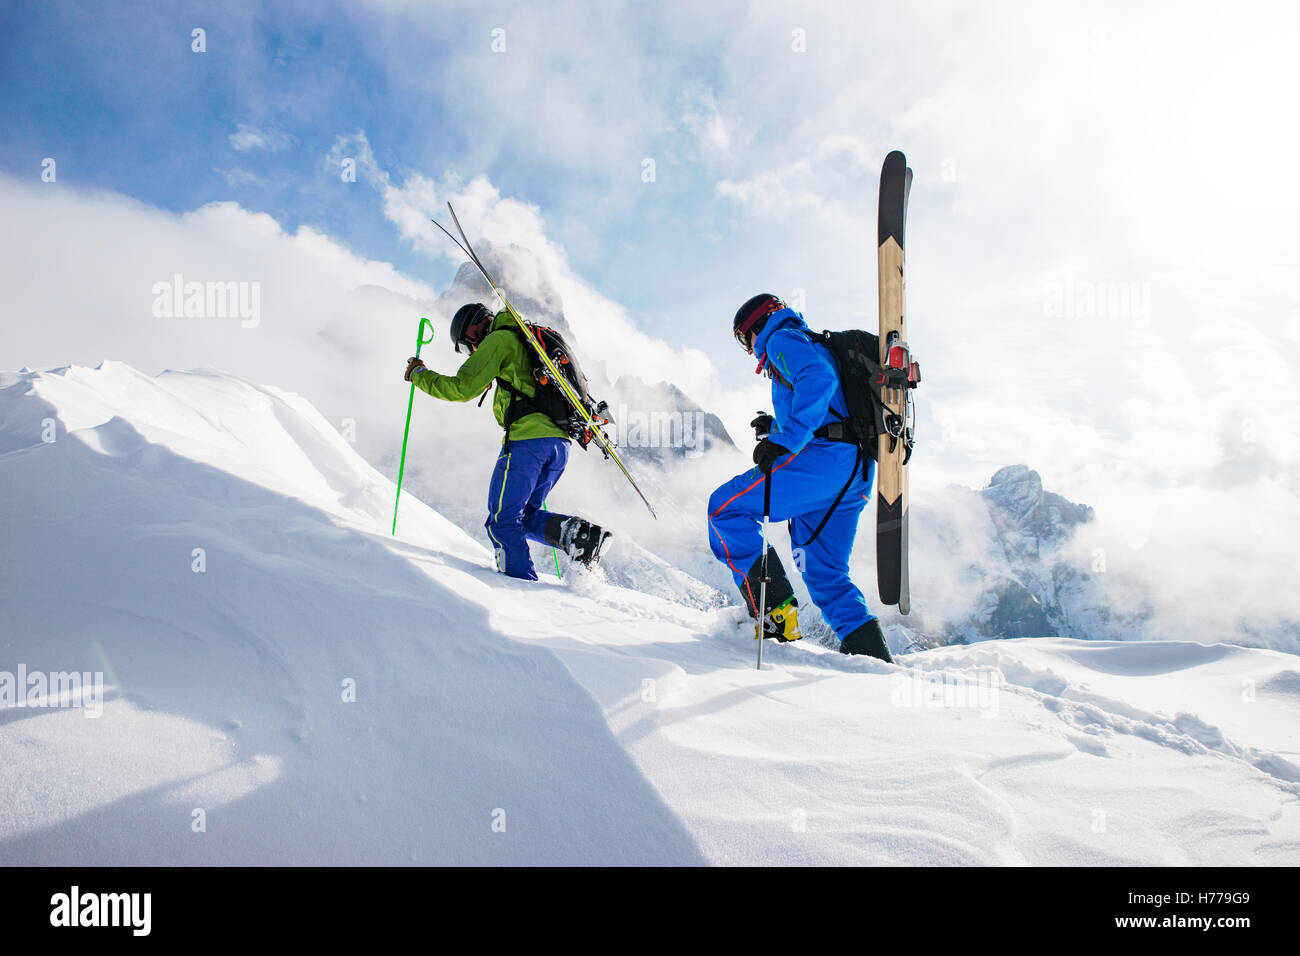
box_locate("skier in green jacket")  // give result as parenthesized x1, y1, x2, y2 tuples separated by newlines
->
(404, 303, 610, 579)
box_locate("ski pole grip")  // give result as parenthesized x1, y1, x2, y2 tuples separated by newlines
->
(763, 471, 772, 518)
(415, 317, 436, 357)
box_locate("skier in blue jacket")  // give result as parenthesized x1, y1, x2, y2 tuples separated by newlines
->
(708, 294, 892, 660)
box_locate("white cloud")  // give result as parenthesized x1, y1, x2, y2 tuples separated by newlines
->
(357, 1, 681, 180)
(216, 166, 265, 189)
(324, 134, 742, 426)
(681, 89, 733, 158)
(326, 130, 445, 255)
(715, 134, 878, 222)
(0, 173, 435, 481)
(228, 123, 292, 153)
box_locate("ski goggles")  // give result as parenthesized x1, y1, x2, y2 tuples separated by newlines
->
(734, 300, 783, 354)
(455, 317, 493, 353)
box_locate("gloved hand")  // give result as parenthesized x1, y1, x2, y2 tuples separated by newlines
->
(750, 412, 774, 440)
(752, 437, 791, 475)
(404, 357, 425, 382)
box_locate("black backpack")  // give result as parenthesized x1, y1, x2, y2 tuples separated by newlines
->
(805, 328, 920, 467)
(491, 324, 609, 447)
(786, 328, 920, 549)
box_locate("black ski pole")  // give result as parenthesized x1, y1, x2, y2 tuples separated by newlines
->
(757, 471, 772, 670)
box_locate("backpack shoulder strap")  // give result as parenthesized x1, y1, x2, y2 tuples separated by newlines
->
(496, 376, 542, 437)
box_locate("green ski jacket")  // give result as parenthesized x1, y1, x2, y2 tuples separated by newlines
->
(411, 310, 569, 443)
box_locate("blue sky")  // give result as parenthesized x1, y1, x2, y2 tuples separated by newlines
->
(0, 0, 1078, 343)
(2, 1, 475, 289)
(0, 0, 762, 322)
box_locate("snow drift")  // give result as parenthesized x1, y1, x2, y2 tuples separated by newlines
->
(1, 363, 1297, 865)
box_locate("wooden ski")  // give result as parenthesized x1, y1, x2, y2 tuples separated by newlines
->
(876, 150, 914, 614)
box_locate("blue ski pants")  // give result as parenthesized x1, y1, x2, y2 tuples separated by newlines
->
(708, 441, 875, 638)
(485, 437, 573, 581)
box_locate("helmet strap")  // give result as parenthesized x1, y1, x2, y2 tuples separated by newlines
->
(735, 300, 782, 352)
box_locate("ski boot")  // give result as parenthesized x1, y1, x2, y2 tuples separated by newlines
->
(756, 596, 803, 642)
(839, 618, 893, 662)
(552, 516, 612, 568)
(742, 552, 802, 641)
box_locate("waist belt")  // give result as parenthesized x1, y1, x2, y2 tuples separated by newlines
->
(813, 422, 855, 443)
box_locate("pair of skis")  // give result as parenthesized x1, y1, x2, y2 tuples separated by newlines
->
(876, 150, 914, 615)
(432, 204, 658, 520)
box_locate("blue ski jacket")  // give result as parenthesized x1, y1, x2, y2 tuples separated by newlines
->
(752, 308, 849, 453)
(707, 307, 875, 638)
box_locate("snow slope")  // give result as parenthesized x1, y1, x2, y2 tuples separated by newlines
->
(2, 364, 1298, 865)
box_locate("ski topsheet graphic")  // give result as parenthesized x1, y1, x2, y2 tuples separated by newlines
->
(876, 150, 915, 613)
(433, 203, 658, 520)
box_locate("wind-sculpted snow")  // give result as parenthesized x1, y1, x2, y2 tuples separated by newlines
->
(2, 364, 1297, 865)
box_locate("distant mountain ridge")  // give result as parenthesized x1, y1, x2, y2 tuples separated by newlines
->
(909, 464, 1142, 646)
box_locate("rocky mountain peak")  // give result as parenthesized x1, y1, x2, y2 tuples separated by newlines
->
(983, 464, 1093, 558)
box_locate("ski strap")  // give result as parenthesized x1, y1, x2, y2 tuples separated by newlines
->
(495, 378, 544, 435)
(813, 411, 872, 476)
(790, 446, 863, 549)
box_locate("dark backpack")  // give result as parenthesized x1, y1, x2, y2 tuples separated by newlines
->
(805, 328, 886, 466)
(785, 328, 919, 549)
(493, 324, 609, 447)
(808, 329, 920, 458)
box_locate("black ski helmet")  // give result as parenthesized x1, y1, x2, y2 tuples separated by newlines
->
(451, 303, 494, 353)
(733, 294, 784, 353)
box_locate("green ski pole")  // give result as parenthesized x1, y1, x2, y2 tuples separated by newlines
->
(392, 317, 436, 535)
(541, 501, 562, 580)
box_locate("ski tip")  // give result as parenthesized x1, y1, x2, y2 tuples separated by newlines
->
(878, 149, 909, 248)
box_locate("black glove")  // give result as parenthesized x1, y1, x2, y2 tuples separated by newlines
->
(752, 438, 791, 475)
(750, 412, 774, 440)
(404, 356, 425, 382)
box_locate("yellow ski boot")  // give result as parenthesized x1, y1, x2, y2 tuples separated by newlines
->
(755, 597, 803, 642)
